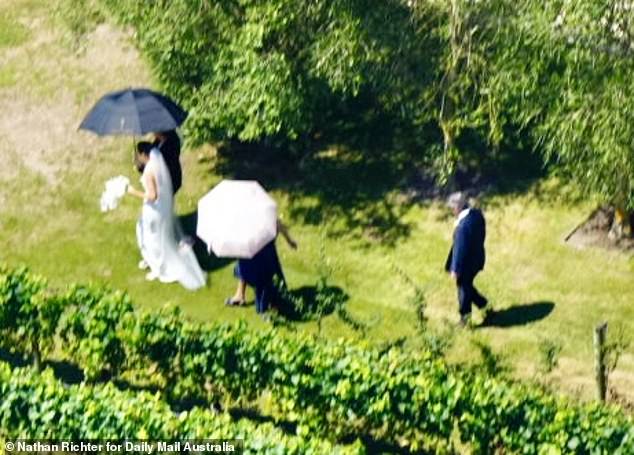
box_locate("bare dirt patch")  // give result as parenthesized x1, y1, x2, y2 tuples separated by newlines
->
(565, 206, 634, 252)
(0, 11, 149, 184)
(0, 92, 99, 182)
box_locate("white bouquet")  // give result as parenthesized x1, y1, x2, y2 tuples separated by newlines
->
(100, 175, 130, 212)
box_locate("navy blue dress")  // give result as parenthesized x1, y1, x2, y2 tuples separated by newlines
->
(234, 240, 286, 313)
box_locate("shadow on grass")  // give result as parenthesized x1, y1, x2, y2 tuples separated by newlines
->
(479, 301, 555, 328)
(214, 140, 414, 245)
(178, 211, 234, 272)
(455, 128, 548, 197)
(212, 125, 547, 247)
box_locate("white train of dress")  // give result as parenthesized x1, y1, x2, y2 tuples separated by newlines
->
(136, 149, 206, 290)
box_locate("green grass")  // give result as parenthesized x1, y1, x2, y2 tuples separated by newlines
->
(1, 0, 633, 403)
(0, 16, 29, 49)
(0, 60, 18, 88)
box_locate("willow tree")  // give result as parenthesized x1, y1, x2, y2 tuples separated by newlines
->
(415, 0, 634, 236)
(408, 0, 548, 183)
(539, 0, 634, 236)
(93, 0, 438, 147)
(483, 0, 634, 236)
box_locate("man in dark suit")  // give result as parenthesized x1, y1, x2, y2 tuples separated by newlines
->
(153, 130, 182, 195)
(445, 192, 489, 326)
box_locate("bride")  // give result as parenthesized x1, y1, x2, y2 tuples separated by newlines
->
(126, 142, 206, 290)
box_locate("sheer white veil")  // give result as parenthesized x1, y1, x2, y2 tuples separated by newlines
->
(148, 148, 173, 212)
(142, 148, 206, 290)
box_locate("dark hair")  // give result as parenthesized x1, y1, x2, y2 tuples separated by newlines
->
(134, 141, 153, 174)
(155, 130, 181, 149)
(156, 129, 178, 139)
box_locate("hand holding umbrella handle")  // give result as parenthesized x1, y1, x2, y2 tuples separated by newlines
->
(277, 220, 298, 250)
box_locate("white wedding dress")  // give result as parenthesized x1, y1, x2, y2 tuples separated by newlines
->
(136, 149, 206, 290)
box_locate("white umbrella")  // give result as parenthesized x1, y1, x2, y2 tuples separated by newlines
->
(197, 180, 278, 259)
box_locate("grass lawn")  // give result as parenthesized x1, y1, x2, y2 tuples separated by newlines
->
(1, 0, 633, 403)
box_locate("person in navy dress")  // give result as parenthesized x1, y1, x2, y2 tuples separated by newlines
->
(445, 192, 489, 326)
(226, 220, 297, 316)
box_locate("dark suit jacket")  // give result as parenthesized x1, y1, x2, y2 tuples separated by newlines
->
(445, 208, 486, 276)
(154, 132, 182, 194)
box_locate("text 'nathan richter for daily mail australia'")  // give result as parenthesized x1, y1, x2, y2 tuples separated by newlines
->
(7, 440, 242, 454)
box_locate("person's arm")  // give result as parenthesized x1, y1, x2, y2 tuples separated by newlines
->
(450, 224, 468, 279)
(277, 219, 297, 249)
(127, 171, 158, 202)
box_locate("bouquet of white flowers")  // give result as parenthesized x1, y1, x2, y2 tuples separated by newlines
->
(100, 175, 130, 212)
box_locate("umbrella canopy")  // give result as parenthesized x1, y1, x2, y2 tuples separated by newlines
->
(197, 180, 278, 259)
(78, 88, 188, 136)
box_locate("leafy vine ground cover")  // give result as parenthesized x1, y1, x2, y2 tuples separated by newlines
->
(1, 266, 633, 453)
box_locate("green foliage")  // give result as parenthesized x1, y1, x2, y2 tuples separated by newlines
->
(119, 305, 188, 399)
(439, 0, 634, 207)
(62, 0, 434, 147)
(604, 324, 631, 376)
(58, 284, 134, 380)
(0, 266, 63, 368)
(54, 0, 105, 49)
(538, 338, 562, 374)
(471, 337, 511, 378)
(0, 363, 363, 453)
(2, 266, 634, 452)
(534, 1, 634, 209)
(0, 13, 30, 49)
(394, 264, 455, 358)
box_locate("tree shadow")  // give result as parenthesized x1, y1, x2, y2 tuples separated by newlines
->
(406, 126, 548, 208)
(178, 211, 234, 272)
(479, 301, 555, 328)
(277, 284, 349, 322)
(212, 124, 547, 247)
(214, 139, 415, 246)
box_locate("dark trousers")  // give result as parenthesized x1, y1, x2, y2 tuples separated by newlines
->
(457, 272, 487, 316)
(255, 282, 272, 314)
(254, 279, 286, 314)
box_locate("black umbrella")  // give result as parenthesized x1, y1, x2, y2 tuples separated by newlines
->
(79, 88, 188, 136)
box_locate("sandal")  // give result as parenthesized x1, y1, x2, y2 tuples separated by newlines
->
(225, 297, 247, 306)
